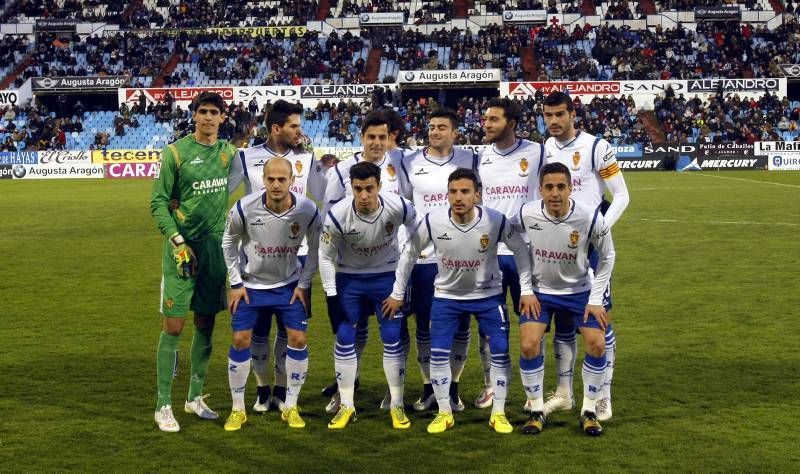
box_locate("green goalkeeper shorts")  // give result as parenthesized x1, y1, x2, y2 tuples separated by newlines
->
(160, 233, 227, 317)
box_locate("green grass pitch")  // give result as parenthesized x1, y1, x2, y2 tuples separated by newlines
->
(1, 171, 798, 471)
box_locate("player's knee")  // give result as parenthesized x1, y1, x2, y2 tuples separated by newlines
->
(336, 323, 356, 346)
(232, 331, 252, 350)
(585, 337, 605, 358)
(163, 317, 185, 336)
(287, 330, 306, 348)
(520, 335, 542, 358)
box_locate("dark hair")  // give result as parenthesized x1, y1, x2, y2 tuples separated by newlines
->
(447, 167, 480, 191)
(485, 97, 522, 127)
(381, 108, 407, 144)
(543, 91, 575, 111)
(429, 107, 459, 129)
(539, 162, 572, 184)
(361, 110, 390, 135)
(191, 92, 226, 113)
(349, 161, 381, 184)
(265, 99, 304, 130)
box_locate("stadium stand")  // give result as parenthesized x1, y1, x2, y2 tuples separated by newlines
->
(17, 32, 171, 87)
(0, 0, 797, 151)
(169, 30, 369, 86)
(376, 25, 530, 81)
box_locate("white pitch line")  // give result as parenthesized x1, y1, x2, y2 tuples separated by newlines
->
(638, 218, 799, 227)
(691, 173, 800, 189)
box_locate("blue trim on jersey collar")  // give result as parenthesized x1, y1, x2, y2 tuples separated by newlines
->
(261, 191, 297, 218)
(262, 141, 291, 157)
(423, 147, 455, 166)
(540, 199, 575, 225)
(491, 138, 522, 156)
(352, 194, 385, 224)
(448, 205, 483, 233)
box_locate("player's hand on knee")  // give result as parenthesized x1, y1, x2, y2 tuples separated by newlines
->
(584, 304, 607, 330)
(519, 294, 541, 320)
(290, 286, 310, 312)
(170, 233, 197, 279)
(381, 296, 403, 319)
(228, 286, 249, 315)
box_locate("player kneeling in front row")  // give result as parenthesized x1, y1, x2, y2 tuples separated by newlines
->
(320, 161, 417, 429)
(222, 157, 321, 430)
(512, 162, 615, 436)
(384, 168, 537, 434)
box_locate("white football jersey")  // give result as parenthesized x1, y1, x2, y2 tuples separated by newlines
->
(398, 146, 478, 264)
(513, 198, 615, 305)
(229, 143, 327, 256)
(319, 192, 416, 296)
(323, 151, 402, 214)
(544, 131, 620, 211)
(222, 192, 321, 290)
(392, 206, 533, 301)
(478, 138, 545, 255)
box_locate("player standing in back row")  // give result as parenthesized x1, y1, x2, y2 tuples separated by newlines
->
(542, 91, 629, 422)
(477, 98, 545, 409)
(150, 92, 238, 432)
(228, 100, 328, 414)
(398, 108, 479, 412)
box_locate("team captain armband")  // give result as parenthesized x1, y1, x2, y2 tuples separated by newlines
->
(599, 162, 620, 180)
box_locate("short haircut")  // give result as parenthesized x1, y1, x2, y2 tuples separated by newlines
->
(265, 99, 304, 130)
(448, 167, 480, 191)
(349, 161, 381, 184)
(382, 108, 407, 143)
(361, 110, 390, 135)
(485, 97, 522, 126)
(543, 91, 575, 111)
(539, 162, 572, 184)
(191, 92, 226, 113)
(429, 107, 459, 129)
(264, 156, 294, 176)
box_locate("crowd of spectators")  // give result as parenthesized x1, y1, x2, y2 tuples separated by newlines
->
(376, 25, 529, 77)
(1, 0, 126, 24)
(0, 102, 85, 151)
(655, 88, 798, 143)
(168, 30, 367, 86)
(657, 0, 762, 11)
(155, 0, 319, 28)
(532, 19, 800, 82)
(14, 32, 172, 88)
(339, 0, 411, 22)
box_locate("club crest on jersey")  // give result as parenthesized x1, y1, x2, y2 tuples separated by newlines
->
(220, 152, 230, 168)
(519, 157, 529, 177)
(571, 152, 581, 171)
(479, 234, 490, 253)
(290, 222, 301, 239)
(568, 230, 579, 249)
(386, 164, 397, 181)
(321, 231, 331, 244)
(295, 160, 304, 177)
(384, 221, 395, 236)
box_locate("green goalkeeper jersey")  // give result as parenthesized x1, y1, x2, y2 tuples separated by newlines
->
(150, 134, 238, 240)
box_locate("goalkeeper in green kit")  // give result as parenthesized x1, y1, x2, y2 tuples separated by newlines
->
(150, 92, 238, 432)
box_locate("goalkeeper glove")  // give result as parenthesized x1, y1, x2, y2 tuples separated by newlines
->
(170, 233, 197, 279)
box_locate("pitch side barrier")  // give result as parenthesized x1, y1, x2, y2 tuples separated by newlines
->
(2, 143, 792, 180)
